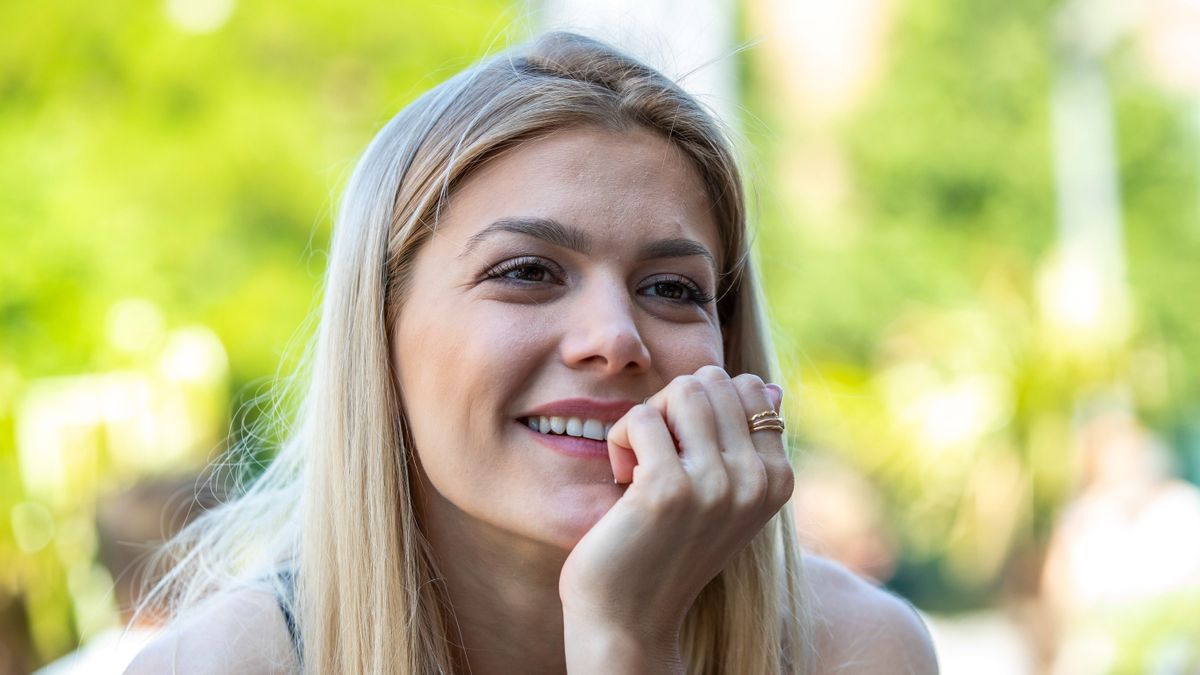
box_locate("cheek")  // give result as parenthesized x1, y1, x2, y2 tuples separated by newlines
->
(442, 304, 560, 394)
(394, 303, 556, 449)
(645, 322, 725, 376)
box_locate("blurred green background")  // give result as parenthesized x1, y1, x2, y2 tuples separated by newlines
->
(2, 0, 1199, 673)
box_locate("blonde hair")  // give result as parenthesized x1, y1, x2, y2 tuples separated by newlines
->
(142, 31, 814, 674)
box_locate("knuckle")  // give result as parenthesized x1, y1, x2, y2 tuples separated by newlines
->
(670, 376, 706, 399)
(645, 474, 693, 512)
(713, 473, 735, 502)
(668, 373, 695, 389)
(763, 453, 794, 477)
(734, 461, 770, 509)
(772, 469, 797, 505)
(695, 365, 729, 382)
(763, 456, 796, 504)
(750, 462, 770, 494)
(629, 403, 659, 422)
(696, 467, 731, 498)
(699, 484, 732, 515)
(733, 373, 766, 390)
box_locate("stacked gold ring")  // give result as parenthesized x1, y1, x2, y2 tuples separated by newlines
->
(749, 409, 785, 433)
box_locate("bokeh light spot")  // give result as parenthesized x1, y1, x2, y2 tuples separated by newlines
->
(106, 299, 166, 355)
(165, 0, 236, 34)
(159, 327, 229, 384)
(11, 502, 55, 554)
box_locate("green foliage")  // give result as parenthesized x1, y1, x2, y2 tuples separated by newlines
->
(0, 0, 513, 666)
(3, 0, 1199, 667)
(745, 0, 1200, 615)
(0, 0, 514, 389)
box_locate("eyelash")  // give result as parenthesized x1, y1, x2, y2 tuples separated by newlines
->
(485, 256, 565, 285)
(483, 256, 714, 306)
(643, 273, 715, 305)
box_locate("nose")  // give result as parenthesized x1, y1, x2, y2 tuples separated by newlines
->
(559, 278, 651, 376)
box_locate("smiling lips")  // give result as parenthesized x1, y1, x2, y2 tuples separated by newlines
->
(515, 397, 639, 457)
(522, 415, 611, 440)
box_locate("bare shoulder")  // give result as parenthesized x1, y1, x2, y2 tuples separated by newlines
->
(124, 586, 298, 675)
(803, 554, 939, 675)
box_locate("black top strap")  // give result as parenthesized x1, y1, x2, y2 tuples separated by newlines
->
(276, 569, 303, 666)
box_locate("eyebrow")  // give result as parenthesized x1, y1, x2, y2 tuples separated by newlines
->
(458, 216, 717, 267)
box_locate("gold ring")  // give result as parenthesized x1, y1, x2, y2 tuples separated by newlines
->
(749, 409, 784, 433)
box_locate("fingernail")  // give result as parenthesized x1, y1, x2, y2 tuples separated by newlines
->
(765, 383, 783, 409)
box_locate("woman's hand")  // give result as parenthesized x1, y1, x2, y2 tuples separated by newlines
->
(558, 366, 794, 673)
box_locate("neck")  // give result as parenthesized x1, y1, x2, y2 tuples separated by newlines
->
(419, 484, 570, 675)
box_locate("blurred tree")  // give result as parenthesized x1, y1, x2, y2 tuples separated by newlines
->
(0, 0, 513, 667)
(743, 0, 1200, 618)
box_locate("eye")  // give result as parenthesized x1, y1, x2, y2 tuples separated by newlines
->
(640, 274, 714, 305)
(484, 256, 564, 286)
(503, 264, 548, 282)
(648, 281, 687, 300)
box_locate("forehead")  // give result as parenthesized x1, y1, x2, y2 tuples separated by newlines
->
(434, 126, 721, 263)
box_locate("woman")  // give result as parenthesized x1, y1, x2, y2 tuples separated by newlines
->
(127, 32, 937, 674)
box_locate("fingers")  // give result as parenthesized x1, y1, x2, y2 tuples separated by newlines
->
(729, 374, 787, 457)
(606, 404, 683, 485)
(607, 437, 637, 485)
(609, 375, 724, 485)
(729, 373, 794, 508)
(655, 375, 725, 470)
(765, 383, 783, 412)
(607, 367, 792, 514)
(694, 366, 755, 456)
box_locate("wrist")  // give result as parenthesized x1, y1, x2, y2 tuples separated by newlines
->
(563, 613, 683, 675)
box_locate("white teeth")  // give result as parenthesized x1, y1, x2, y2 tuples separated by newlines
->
(582, 419, 605, 441)
(565, 417, 583, 437)
(526, 416, 609, 441)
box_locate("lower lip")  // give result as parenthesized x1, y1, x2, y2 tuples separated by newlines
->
(516, 420, 611, 459)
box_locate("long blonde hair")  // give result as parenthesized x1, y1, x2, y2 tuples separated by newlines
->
(143, 31, 813, 674)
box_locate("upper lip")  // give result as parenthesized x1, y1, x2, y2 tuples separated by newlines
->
(517, 397, 640, 425)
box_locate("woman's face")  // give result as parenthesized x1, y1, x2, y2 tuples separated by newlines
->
(392, 125, 725, 550)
